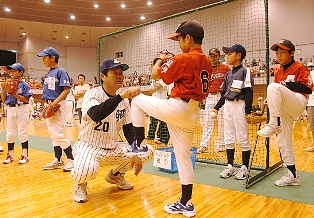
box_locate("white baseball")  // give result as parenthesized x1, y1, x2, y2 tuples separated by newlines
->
(210, 112, 217, 119)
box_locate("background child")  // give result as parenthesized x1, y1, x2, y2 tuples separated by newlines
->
(37, 47, 74, 172)
(1, 63, 32, 164)
(257, 39, 313, 186)
(213, 44, 254, 180)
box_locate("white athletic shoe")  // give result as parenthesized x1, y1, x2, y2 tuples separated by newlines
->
(235, 165, 248, 180)
(74, 182, 88, 203)
(63, 159, 74, 172)
(275, 174, 300, 187)
(220, 164, 235, 178)
(105, 170, 134, 190)
(42, 158, 65, 170)
(196, 146, 208, 153)
(125, 140, 148, 153)
(257, 124, 282, 137)
(164, 199, 196, 217)
(304, 146, 314, 152)
(18, 155, 29, 164)
(3, 154, 14, 164)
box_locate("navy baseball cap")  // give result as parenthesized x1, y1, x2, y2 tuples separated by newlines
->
(271, 39, 295, 51)
(37, 47, 60, 59)
(7, 63, 25, 72)
(100, 58, 129, 73)
(167, 19, 204, 41)
(222, 44, 246, 59)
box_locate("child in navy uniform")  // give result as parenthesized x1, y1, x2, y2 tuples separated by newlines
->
(37, 47, 74, 172)
(213, 44, 253, 180)
(1, 63, 32, 164)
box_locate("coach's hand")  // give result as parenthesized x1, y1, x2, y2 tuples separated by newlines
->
(130, 155, 143, 176)
(120, 87, 141, 99)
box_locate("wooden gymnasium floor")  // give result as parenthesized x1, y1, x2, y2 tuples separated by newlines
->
(0, 115, 314, 218)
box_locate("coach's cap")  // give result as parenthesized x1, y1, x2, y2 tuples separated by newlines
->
(209, 48, 220, 56)
(100, 58, 129, 73)
(271, 39, 295, 51)
(222, 44, 246, 59)
(6, 63, 25, 72)
(37, 47, 60, 59)
(167, 19, 204, 41)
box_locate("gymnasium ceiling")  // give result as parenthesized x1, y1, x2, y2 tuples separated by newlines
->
(0, 0, 225, 48)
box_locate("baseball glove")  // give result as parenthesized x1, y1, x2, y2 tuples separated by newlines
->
(42, 104, 61, 119)
(152, 50, 175, 65)
(246, 114, 268, 125)
(5, 79, 19, 95)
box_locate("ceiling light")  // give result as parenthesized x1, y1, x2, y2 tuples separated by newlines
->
(106, 17, 111, 21)
(121, 4, 125, 8)
(147, 1, 152, 6)
(70, 15, 75, 19)
(94, 4, 99, 8)
(140, 16, 145, 20)
(44, 0, 50, 3)
(4, 7, 11, 12)
(22, 32, 26, 36)
(65, 36, 69, 39)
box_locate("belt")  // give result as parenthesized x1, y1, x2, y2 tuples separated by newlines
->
(210, 92, 220, 95)
(180, 98, 190, 103)
(102, 148, 115, 151)
(45, 99, 56, 103)
(226, 98, 244, 102)
(7, 103, 28, 107)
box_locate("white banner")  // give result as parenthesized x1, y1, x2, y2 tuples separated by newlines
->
(153, 150, 172, 170)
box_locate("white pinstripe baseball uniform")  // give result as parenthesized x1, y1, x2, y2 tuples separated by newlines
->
(72, 86, 153, 184)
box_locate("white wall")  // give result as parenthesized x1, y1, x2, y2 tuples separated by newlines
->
(1, 37, 97, 82)
(66, 47, 97, 83)
(0, 42, 19, 51)
(269, 0, 314, 60)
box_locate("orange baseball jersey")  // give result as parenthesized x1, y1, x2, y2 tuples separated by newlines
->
(158, 48, 212, 102)
(274, 61, 313, 93)
(209, 63, 230, 93)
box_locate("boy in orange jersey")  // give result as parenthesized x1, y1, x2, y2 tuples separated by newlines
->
(258, 39, 313, 186)
(130, 19, 212, 217)
(198, 48, 230, 153)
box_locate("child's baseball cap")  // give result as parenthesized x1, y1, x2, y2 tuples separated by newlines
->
(209, 48, 220, 56)
(7, 63, 25, 72)
(167, 19, 204, 41)
(100, 58, 129, 73)
(37, 47, 60, 59)
(271, 39, 295, 51)
(222, 44, 246, 59)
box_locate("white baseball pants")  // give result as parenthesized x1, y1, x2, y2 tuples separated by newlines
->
(66, 100, 74, 124)
(224, 100, 251, 151)
(267, 83, 307, 165)
(130, 94, 200, 185)
(72, 141, 153, 184)
(6, 105, 29, 143)
(200, 93, 224, 147)
(45, 100, 71, 149)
